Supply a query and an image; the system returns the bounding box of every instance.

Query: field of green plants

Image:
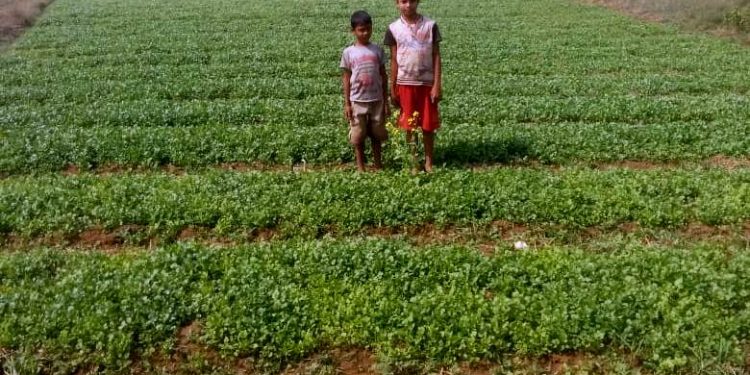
[2,0,750,373]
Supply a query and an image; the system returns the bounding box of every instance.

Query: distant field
[1,0,750,172]
[2,0,750,374]
[590,0,750,35]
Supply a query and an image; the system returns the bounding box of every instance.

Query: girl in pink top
[384,0,442,172]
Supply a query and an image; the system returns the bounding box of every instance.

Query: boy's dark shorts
[349,100,388,145]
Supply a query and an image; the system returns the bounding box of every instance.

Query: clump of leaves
[385,110,423,172]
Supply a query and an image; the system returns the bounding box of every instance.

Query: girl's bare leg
[423,131,435,172]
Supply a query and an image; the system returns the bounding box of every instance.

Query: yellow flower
[406,111,420,130]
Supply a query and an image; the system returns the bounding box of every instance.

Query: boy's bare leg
[372,140,383,170]
[423,131,435,172]
[354,143,366,172]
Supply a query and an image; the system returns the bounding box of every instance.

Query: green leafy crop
[1,241,749,373]
[1,168,749,236]
[1,0,750,173]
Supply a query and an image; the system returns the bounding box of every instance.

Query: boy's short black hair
[350,10,372,29]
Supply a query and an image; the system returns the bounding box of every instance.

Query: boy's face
[396,0,419,18]
[352,24,372,44]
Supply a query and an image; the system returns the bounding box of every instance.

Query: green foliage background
[2,241,750,372]
[2,0,750,373]
[1,0,750,172]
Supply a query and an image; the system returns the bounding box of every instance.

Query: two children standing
[340,0,441,172]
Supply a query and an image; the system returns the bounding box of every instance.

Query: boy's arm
[389,45,399,108]
[431,42,442,103]
[342,69,353,122]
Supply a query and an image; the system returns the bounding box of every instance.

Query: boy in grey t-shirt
[341,10,390,172]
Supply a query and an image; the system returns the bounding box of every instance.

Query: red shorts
[397,84,440,132]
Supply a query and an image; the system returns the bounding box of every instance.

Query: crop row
[3,72,749,103]
[3,94,749,131]
[1,168,749,236]
[6,40,748,78]
[17,0,747,69]
[6,45,747,85]
[2,120,749,174]
[2,240,749,373]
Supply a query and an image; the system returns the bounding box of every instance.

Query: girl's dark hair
[350,10,372,29]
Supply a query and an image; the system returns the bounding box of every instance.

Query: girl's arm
[380,64,391,117]
[389,45,399,108]
[431,42,442,103]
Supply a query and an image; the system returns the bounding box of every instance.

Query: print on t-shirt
[340,44,386,102]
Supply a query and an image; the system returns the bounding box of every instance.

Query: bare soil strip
[584,0,750,45]
[36,324,648,375]
[583,0,666,22]
[106,320,653,375]
[26,155,750,180]
[3,221,748,255]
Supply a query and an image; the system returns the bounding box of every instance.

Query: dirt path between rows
[584,0,750,45]
[5,155,745,180]
[3,221,749,255]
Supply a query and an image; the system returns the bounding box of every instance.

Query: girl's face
[396,0,419,18]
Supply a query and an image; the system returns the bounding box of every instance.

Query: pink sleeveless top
[384,15,442,86]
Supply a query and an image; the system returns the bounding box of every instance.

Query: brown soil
[4,156,750,181]
[177,225,211,241]
[596,160,673,171]
[280,348,376,375]
[63,163,80,176]
[708,155,750,170]
[500,351,647,375]
[248,227,279,241]
[457,362,495,375]
[12,345,655,375]
[0,0,52,45]
[424,157,750,173]
[583,0,750,46]
[333,348,378,375]
[617,222,640,233]
[681,222,732,239]
[483,289,495,301]
[53,162,355,178]
[584,0,666,22]
[492,220,532,239]
[130,320,253,375]
[77,227,122,248]
[368,221,531,243]
[3,220,749,255]
[476,243,497,257]
[546,353,589,374]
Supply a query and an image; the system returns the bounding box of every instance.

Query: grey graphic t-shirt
[340,43,386,102]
